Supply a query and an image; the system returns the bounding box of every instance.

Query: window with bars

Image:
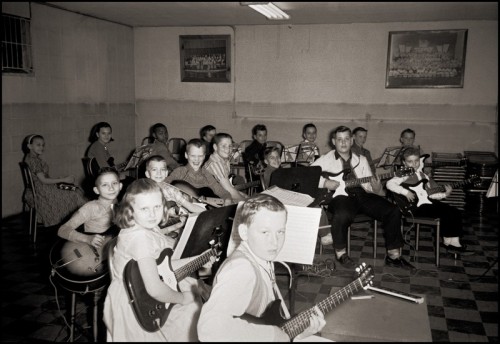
[2,13,33,74]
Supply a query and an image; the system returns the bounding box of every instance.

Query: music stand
[295,143,318,165]
[173,204,238,276]
[269,166,321,198]
[376,146,404,169]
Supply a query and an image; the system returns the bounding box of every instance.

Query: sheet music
[262,185,315,207]
[171,213,199,259]
[124,144,154,170]
[281,144,299,163]
[227,202,321,265]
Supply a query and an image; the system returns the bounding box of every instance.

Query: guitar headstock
[460,157,468,167]
[208,238,223,262]
[355,262,374,289]
[395,166,415,177]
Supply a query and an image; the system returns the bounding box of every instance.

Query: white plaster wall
[2,3,136,217]
[134,21,497,160]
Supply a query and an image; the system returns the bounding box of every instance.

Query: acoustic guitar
[123,239,221,332]
[169,180,225,208]
[50,234,116,293]
[321,166,415,199]
[393,174,481,215]
[241,263,374,340]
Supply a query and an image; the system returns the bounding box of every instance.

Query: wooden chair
[82,157,100,179]
[167,138,187,163]
[266,140,284,159]
[19,162,40,243]
[141,136,153,146]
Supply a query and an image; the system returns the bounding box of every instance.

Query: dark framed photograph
[179,35,231,83]
[385,29,468,88]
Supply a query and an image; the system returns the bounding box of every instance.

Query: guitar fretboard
[344,171,396,187]
[281,277,364,339]
[426,177,479,196]
[174,249,214,282]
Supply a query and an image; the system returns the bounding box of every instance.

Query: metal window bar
[2,14,33,74]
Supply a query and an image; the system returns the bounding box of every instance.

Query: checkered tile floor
[1,210,498,342]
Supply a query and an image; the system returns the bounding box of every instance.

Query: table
[320,289,432,342]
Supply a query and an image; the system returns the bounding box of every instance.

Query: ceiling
[45,2,498,27]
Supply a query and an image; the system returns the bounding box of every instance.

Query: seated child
[144,155,206,235]
[103,178,213,342]
[297,123,320,164]
[386,147,474,256]
[197,194,326,341]
[58,169,122,246]
[262,146,282,190]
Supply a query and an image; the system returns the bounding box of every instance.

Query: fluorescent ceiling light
[241,2,290,20]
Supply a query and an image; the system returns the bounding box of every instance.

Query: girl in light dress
[23,134,87,227]
[103,178,212,342]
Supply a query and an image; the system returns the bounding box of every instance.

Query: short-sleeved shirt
[203,153,230,182]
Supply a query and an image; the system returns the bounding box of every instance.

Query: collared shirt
[203,153,230,182]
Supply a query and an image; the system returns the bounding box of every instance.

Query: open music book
[226,202,322,265]
[123,144,154,171]
[261,185,315,207]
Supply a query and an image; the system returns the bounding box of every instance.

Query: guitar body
[322,169,350,199]
[123,248,178,332]
[50,237,114,293]
[171,180,224,207]
[392,179,431,215]
[123,240,222,332]
[239,299,285,327]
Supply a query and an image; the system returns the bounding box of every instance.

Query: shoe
[320,233,333,246]
[385,256,416,271]
[336,253,356,269]
[441,243,475,256]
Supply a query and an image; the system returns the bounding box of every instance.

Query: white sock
[443,237,461,247]
[387,248,400,260]
[335,248,346,259]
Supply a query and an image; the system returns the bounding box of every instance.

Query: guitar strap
[268,262,291,320]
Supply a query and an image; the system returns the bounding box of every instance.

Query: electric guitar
[169,180,225,208]
[123,240,221,332]
[241,263,374,340]
[393,174,481,214]
[321,166,415,199]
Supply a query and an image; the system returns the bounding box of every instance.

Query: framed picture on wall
[179,35,231,83]
[385,29,468,88]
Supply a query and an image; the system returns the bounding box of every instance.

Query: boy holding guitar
[386,147,474,256]
[197,194,326,342]
[165,138,233,205]
[203,133,249,203]
[312,126,413,270]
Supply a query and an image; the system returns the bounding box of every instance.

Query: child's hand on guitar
[443,184,453,197]
[324,179,340,191]
[294,306,326,341]
[405,192,416,202]
[89,234,106,248]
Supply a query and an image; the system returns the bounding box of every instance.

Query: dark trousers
[410,200,463,238]
[327,191,403,252]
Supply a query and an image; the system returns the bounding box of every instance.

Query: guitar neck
[281,278,364,339]
[234,180,261,191]
[427,177,477,196]
[174,250,214,282]
[345,171,395,188]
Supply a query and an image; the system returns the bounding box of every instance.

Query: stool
[401,216,440,267]
[319,214,378,259]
